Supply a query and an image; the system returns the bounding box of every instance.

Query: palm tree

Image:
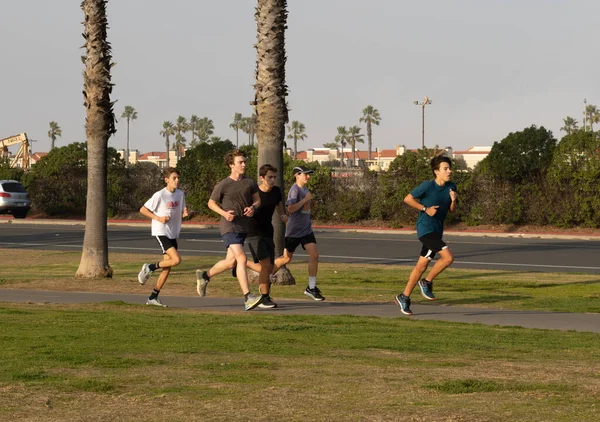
[229,112,243,147]
[196,117,215,143]
[189,114,199,145]
[254,0,289,275]
[120,105,137,167]
[76,0,116,279]
[241,114,258,146]
[560,116,579,135]
[347,125,364,166]
[287,120,307,159]
[335,126,348,167]
[47,121,62,150]
[586,104,600,132]
[359,105,381,160]
[174,115,188,158]
[160,121,175,168]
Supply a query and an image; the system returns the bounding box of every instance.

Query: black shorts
[285,232,317,254]
[155,236,178,254]
[419,232,447,260]
[247,236,275,264]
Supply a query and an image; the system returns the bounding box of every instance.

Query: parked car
[0,180,31,218]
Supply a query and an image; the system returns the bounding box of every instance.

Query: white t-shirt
[144,188,186,239]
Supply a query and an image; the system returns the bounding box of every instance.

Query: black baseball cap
[292,166,315,176]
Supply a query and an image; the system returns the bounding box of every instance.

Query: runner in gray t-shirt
[272,166,325,301]
[194,149,264,311]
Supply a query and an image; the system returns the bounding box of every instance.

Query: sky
[2,0,599,155]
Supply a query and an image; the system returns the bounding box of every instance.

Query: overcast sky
[2,0,599,154]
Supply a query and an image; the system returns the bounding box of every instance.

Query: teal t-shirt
[410,179,457,238]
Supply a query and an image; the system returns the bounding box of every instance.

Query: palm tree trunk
[235,129,239,147]
[340,144,344,167]
[76,0,115,278]
[125,118,130,168]
[165,135,170,168]
[255,0,293,285]
[352,144,356,167]
[367,121,372,161]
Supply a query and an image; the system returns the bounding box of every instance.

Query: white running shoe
[146,298,167,307]
[138,263,153,285]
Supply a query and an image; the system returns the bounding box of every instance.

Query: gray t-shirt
[210,176,259,235]
[285,183,313,238]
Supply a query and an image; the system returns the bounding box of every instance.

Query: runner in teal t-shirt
[394,156,458,315]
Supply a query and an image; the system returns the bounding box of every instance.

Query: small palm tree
[189,114,199,145]
[287,120,307,159]
[196,117,215,143]
[229,112,243,147]
[586,104,600,132]
[241,114,257,146]
[347,125,364,166]
[120,105,137,167]
[48,121,62,150]
[359,105,381,160]
[560,116,579,135]
[160,121,175,168]
[173,116,188,160]
[335,126,348,167]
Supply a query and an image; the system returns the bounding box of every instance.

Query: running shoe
[258,295,278,308]
[394,293,412,315]
[138,263,153,285]
[244,293,263,311]
[196,270,210,297]
[304,286,325,301]
[146,298,167,307]
[418,279,436,300]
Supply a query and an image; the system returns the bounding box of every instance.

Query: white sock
[308,276,317,289]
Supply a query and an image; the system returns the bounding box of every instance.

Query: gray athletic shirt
[285,183,313,238]
[210,175,259,235]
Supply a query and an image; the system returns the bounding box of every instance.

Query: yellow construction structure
[0,133,30,169]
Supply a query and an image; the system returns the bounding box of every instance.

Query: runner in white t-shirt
[137,167,188,307]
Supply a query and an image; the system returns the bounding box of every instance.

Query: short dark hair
[259,164,278,177]
[430,155,452,176]
[224,149,247,167]
[163,167,179,178]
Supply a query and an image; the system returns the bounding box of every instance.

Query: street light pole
[414,96,432,149]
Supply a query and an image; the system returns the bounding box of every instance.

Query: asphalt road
[2,221,600,273]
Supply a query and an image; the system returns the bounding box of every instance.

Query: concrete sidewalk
[2,288,599,334]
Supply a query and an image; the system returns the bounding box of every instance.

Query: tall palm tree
[241,114,258,146]
[196,117,215,143]
[160,121,175,168]
[76,0,116,279]
[48,121,62,150]
[335,126,348,167]
[287,120,306,159]
[359,105,381,160]
[174,115,188,159]
[229,112,243,147]
[254,0,289,271]
[347,125,364,166]
[189,114,199,145]
[120,105,137,167]
[586,104,600,132]
[560,116,579,135]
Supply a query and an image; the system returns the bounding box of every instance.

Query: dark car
[0,180,31,218]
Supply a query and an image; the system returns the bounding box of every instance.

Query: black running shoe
[418,279,435,300]
[304,286,325,301]
[258,295,278,308]
[395,293,413,315]
[231,265,237,278]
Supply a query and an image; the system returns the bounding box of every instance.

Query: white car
[0,180,31,218]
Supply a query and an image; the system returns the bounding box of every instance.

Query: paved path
[2,289,599,334]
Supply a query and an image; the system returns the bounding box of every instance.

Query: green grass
[1,302,599,421]
[1,248,599,314]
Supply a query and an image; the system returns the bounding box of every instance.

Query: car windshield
[1,182,27,193]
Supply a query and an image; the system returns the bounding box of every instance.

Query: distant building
[288,144,491,171]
